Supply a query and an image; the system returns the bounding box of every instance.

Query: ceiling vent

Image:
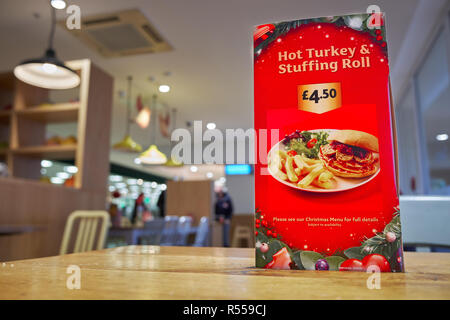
[59,9,172,57]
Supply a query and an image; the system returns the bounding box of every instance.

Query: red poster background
[254,22,399,255]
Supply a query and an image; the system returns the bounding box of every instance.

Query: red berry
[376,35,382,41]
[339,259,364,272]
[288,243,293,247]
[362,254,391,272]
[381,42,386,48]
[255,224,260,229]
[262,220,268,227]
[272,233,277,238]
[255,219,260,224]
[267,230,272,236]
[375,29,381,35]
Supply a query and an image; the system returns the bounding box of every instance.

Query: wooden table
[0,246,449,299]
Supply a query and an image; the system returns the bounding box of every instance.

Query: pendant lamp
[165,108,183,167]
[113,76,142,153]
[137,95,167,165]
[14,6,80,89]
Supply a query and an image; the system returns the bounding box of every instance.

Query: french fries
[298,165,325,188]
[269,149,335,189]
[285,156,298,183]
[318,171,333,183]
[312,178,334,189]
[301,153,321,165]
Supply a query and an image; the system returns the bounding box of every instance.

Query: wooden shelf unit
[0,60,114,261]
[0,59,114,190]
[15,102,79,123]
[11,144,77,159]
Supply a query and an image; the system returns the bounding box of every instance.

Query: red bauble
[260,243,269,253]
[339,259,364,272]
[362,254,391,272]
[264,247,291,270]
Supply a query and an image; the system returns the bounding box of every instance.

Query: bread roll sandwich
[319,130,379,178]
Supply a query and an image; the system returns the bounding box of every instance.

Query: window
[396,22,450,195]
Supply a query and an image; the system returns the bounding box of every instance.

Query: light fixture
[50,0,66,10]
[127,179,137,185]
[113,76,143,153]
[158,85,170,93]
[206,122,216,130]
[160,184,167,191]
[14,6,80,89]
[165,108,184,167]
[135,106,151,129]
[57,172,70,179]
[41,160,53,168]
[206,172,214,179]
[50,177,64,184]
[138,145,168,165]
[190,165,198,173]
[109,175,123,182]
[436,133,448,141]
[137,95,168,165]
[64,166,78,174]
[115,182,127,189]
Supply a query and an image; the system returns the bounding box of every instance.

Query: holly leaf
[325,256,346,271]
[300,251,323,270]
[255,239,285,268]
[291,251,305,270]
[344,246,365,260]
[256,232,269,244]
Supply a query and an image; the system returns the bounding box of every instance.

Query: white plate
[267,129,380,193]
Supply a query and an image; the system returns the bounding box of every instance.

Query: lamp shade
[112,135,142,153]
[14,49,80,89]
[137,145,167,165]
[165,156,183,167]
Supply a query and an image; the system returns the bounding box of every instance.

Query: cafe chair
[60,210,110,255]
[231,225,252,248]
[138,218,166,245]
[193,216,210,247]
[175,216,193,246]
[160,215,179,246]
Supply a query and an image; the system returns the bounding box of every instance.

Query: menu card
[253,13,404,272]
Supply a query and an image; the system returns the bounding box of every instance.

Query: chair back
[175,216,193,245]
[60,210,110,255]
[160,215,179,245]
[139,218,166,245]
[193,216,210,247]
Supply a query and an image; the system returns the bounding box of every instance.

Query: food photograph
[268,129,380,192]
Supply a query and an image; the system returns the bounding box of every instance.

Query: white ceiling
[0,0,436,179]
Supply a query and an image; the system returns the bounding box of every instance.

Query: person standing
[215,189,234,247]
